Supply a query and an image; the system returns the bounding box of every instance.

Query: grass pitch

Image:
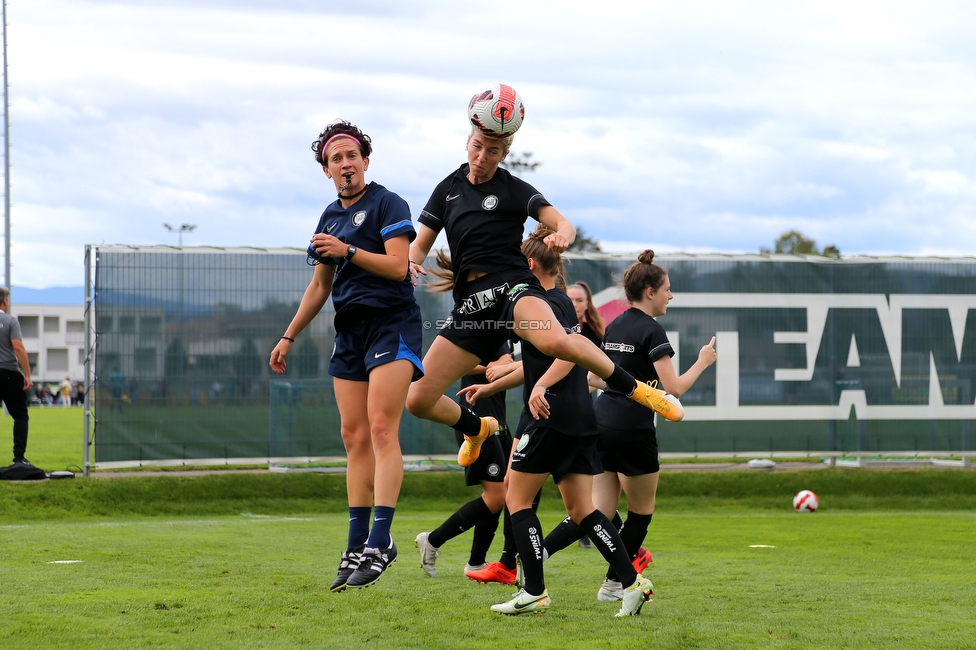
[2,470,976,649]
[3,410,976,648]
[8,406,84,471]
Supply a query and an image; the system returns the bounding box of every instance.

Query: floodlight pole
[3,0,10,289]
[163,223,197,248]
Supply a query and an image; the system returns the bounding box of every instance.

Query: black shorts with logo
[455,425,513,486]
[510,424,602,484]
[437,269,548,365]
[597,423,661,476]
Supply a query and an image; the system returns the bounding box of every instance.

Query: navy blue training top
[307,182,416,321]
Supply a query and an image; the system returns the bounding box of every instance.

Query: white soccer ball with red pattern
[793,490,819,512]
[467,84,525,138]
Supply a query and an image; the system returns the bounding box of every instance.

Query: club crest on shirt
[482,195,498,210]
[352,211,366,226]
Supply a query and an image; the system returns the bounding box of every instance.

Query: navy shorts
[455,425,513,486]
[329,303,425,382]
[597,423,660,476]
[438,269,549,365]
[510,424,602,484]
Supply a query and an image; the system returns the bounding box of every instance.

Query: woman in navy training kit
[405,94,681,480]
[270,120,423,591]
[459,226,654,617]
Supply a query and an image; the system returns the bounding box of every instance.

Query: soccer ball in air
[793,490,819,513]
[468,84,525,138]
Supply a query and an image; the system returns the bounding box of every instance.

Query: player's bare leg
[405,336,480,426]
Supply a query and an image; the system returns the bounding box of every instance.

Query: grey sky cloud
[7,0,976,288]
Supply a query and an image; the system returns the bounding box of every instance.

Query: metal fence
[86,246,976,469]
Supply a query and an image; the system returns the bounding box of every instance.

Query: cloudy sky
[10,0,976,288]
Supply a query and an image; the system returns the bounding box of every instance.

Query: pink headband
[322,134,363,157]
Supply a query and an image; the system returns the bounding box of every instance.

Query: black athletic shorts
[437,269,548,365]
[510,425,602,484]
[455,425,513,486]
[597,423,660,476]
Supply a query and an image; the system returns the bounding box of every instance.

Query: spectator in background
[566,281,606,548]
[59,376,72,407]
[566,282,605,348]
[0,287,32,465]
[108,369,123,411]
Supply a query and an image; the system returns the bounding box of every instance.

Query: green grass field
[8,406,85,471]
[2,507,973,649]
[3,410,976,648]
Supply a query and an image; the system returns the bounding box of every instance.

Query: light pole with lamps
[162,224,195,391]
[163,223,197,247]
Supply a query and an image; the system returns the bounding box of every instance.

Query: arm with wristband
[269,263,335,375]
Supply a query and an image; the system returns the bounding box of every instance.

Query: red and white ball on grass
[468,84,525,138]
[793,489,819,512]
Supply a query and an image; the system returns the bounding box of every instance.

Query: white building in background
[9,304,87,385]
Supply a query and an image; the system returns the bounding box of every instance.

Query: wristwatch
[345,245,358,260]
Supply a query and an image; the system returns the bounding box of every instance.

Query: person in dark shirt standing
[0,287,32,466]
[588,250,716,601]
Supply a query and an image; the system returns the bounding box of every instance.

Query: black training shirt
[419,164,551,298]
[519,288,597,438]
[595,307,675,430]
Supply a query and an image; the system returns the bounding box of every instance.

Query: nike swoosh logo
[446,194,460,201]
[514,598,541,610]
[326,222,338,233]
[374,351,391,358]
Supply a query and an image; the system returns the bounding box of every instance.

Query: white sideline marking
[749,545,776,548]
[240,512,313,521]
[88,515,316,528]
[48,560,84,564]
[5,517,321,535]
